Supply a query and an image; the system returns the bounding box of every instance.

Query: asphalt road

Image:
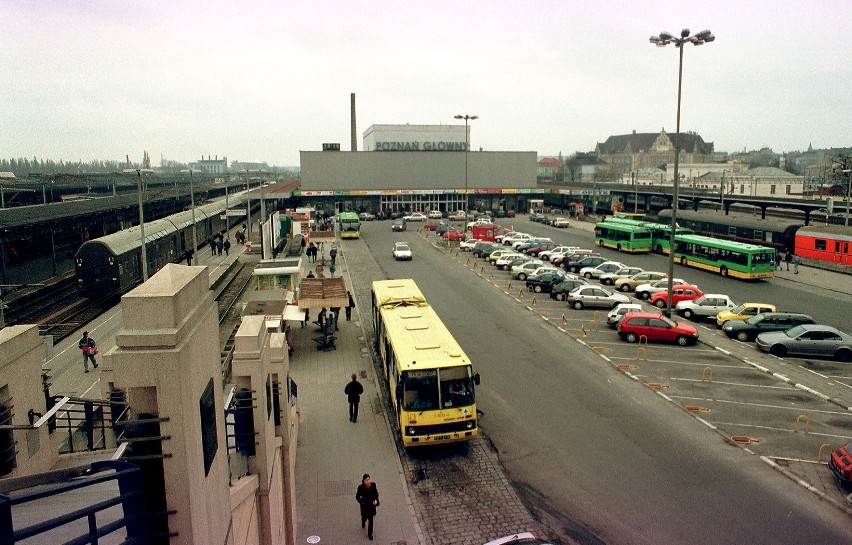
[360,218,852,545]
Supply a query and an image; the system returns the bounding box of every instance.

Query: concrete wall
[0,325,55,478]
[299,151,537,191]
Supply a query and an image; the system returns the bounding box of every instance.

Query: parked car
[482,531,554,545]
[552,250,598,267]
[526,265,562,279]
[722,312,816,342]
[650,285,704,309]
[442,229,466,241]
[523,242,557,255]
[675,294,735,320]
[472,242,500,258]
[435,224,451,236]
[634,278,686,301]
[448,210,467,221]
[428,210,443,218]
[715,303,777,327]
[391,218,407,232]
[553,218,570,228]
[502,233,534,246]
[424,219,447,231]
[550,278,590,301]
[756,324,852,361]
[506,210,516,218]
[404,212,427,222]
[565,256,609,273]
[529,213,546,222]
[487,248,514,264]
[566,285,630,310]
[525,272,567,293]
[512,236,547,250]
[511,260,545,280]
[829,442,852,487]
[607,303,643,328]
[494,231,516,243]
[358,211,376,221]
[599,266,644,286]
[614,271,668,293]
[495,253,527,270]
[618,312,700,346]
[392,242,412,260]
[460,238,480,251]
[579,261,626,280]
[539,246,581,261]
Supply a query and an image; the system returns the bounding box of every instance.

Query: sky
[2,0,850,168]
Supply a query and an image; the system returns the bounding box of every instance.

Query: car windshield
[661,315,678,327]
[784,325,807,338]
[402,367,475,411]
[396,245,410,252]
[745,314,766,325]
[730,304,746,314]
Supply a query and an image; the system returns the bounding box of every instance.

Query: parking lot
[417,219,852,512]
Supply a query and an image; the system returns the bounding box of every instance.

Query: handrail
[32,395,70,428]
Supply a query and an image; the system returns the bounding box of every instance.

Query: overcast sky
[3,0,850,167]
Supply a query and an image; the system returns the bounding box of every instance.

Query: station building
[297,124,541,216]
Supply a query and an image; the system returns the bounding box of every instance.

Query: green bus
[601,217,693,254]
[594,221,652,253]
[673,234,775,279]
[339,212,361,239]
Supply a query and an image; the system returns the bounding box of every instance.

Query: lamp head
[680,28,690,38]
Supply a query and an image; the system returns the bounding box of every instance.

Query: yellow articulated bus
[371,279,480,448]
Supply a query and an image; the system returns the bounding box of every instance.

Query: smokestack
[351,93,357,151]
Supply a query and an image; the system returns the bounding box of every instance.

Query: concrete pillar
[105,264,231,545]
[0,325,54,477]
[231,315,294,545]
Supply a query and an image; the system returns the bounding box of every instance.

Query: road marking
[668,395,850,416]
[710,421,852,440]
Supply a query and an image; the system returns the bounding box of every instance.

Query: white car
[392,242,412,260]
[404,212,427,222]
[495,252,527,270]
[357,212,376,221]
[511,260,545,280]
[502,233,533,246]
[598,266,644,286]
[566,285,631,310]
[676,294,735,320]
[513,237,552,250]
[635,278,686,301]
[526,265,562,279]
[553,218,570,228]
[607,303,643,328]
[460,238,480,251]
[428,210,443,218]
[579,261,626,280]
[539,246,581,261]
[449,210,467,221]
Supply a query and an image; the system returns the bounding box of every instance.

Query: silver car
[599,266,644,286]
[756,324,852,362]
[675,294,735,320]
[566,285,631,310]
[634,278,686,301]
[579,261,625,280]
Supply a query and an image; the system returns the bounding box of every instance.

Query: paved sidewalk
[291,244,423,545]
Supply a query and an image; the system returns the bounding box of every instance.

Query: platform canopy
[298,277,348,309]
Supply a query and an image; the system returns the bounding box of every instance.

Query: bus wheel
[720,266,729,277]
[680,257,687,266]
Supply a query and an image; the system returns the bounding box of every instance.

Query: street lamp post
[136,169,148,281]
[633,170,639,213]
[650,28,715,317]
[189,169,198,265]
[843,169,851,227]
[454,114,478,217]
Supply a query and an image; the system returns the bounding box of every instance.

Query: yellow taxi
[716,303,776,327]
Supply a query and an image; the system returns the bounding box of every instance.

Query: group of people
[209,233,232,257]
[776,250,802,274]
[305,242,320,262]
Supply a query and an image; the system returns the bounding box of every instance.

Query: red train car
[795,225,852,266]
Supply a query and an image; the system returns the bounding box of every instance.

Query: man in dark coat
[355,473,379,540]
[344,374,364,422]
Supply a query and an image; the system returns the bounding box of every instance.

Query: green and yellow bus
[339,212,361,239]
[371,279,480,448]
[594,220,652,252]
[673,234,775,279]
[600,217,692,254]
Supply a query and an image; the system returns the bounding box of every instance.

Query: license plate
[433,434,450,441]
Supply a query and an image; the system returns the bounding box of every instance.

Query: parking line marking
[710,421,852,440]
[669,378,793,389]
[714,346,732,356]
[668,395,850,416]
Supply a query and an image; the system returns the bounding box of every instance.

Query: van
[391,218,407,232]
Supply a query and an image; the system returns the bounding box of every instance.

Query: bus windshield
[403,367,474,411]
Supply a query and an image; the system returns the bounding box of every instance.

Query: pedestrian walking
[344,373,364,422]
[307,243,316,262]
[793,253,801,274]
[216,238,224,256]
[784,251,792,271]
[185,251,193,266]
[78,331,98,372]
[346,291,355,321]
[224,239,231,255]
[355,474,379,540]
[328,262,336,277]
[210,239,217,256]
[331,306,341,331]
[329,247,338,265]
[317,308,328,333]
[774,252,781,270]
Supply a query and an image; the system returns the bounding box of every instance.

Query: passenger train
[75,195,250,297]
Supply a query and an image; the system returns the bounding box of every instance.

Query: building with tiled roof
[595,129,715,175]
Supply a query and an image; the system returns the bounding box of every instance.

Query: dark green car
[722,312,815,342]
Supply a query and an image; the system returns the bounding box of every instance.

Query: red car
[442,229,466,241]
[649,285,703,309]
[830,442,852,487]
[617,311,699,346]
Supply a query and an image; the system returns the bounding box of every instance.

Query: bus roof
[339,211,360,220]
[596,220,649,232]
[676,233,774,252]
[372,279,470,371]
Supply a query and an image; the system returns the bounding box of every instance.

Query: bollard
[561,314,568,326]
[701,367,713,383]
[531,296,537,306]
[817,443,834,463]
[580,325,587,337]
[794,415,810,433]
[508,281,512,291]
[637,335,648,361]
[519,289,524,299]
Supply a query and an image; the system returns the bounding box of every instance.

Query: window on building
[770,185,776,195]
[786,185,792,195]
[740,184,745,194]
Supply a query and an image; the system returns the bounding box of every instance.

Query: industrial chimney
[351,93,357,151]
